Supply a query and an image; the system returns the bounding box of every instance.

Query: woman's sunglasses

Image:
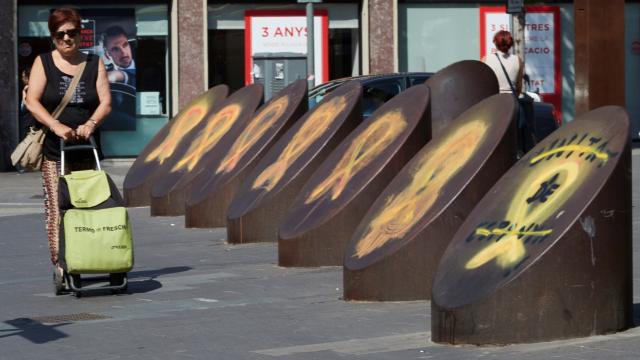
[54,29,80,40]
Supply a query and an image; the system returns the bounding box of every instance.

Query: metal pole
[306,2,315,89]
[513,11,526,92]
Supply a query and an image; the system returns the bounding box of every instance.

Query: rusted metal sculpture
[226,81,363,244]
[149,84,263,216]
[278,85,432,267]
[123,85,228,207]
[343,94,517,300]
[431,106,631,345]
[184,80,309,228]
[425,60,498,136]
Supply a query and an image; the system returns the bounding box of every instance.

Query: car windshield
[308,81,344,108]
[362,78,403,117]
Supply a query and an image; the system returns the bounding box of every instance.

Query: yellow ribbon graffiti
[465,160,586,270]
[251,96,348,192]
[474,227,553,237]
[305,110,408,204]
[171,104,242,173]
[353,120,488,258]
[216,96,289,175]
[145,106,207,164]
[530,144,610,165]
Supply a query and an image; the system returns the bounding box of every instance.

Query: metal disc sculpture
[149,84,263,216]
[184,80,309,228]
[425,60,498,136]
[343,94,517,300]
[226,81,363,244]
[278,84,432,267]
[431,106,631,345]
[123,85,229,207]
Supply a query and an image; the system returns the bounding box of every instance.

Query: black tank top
[40,52,102,161]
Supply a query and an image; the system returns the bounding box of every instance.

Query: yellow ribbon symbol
[171,104,242,173]
[216,96,289,175]
[465,159,587,270]
[145,106,207,164]
[354,120,487,258]
[305,110,408,204]
[252,96,348,192]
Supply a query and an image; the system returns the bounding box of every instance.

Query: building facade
[0,0,637,170]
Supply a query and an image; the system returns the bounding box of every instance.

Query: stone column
[0,0,18,171]
[177,0,207,110]
[574,0,625,116]
[368,0,395,74]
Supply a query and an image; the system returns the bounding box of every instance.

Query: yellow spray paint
[145,105,208,164]
[252,96,349,192]
[530,144,610,165]
[171,104,242,173]
[305,110,408,204]
[465,157,590,270]
[217,96,290,174]
[353,120,488,258]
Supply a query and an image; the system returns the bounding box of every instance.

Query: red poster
[479,6,562,116]
[244,10,329,86]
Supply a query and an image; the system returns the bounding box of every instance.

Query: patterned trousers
[41,157,93,266]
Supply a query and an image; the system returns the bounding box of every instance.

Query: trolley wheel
[52,269,65,295]
[109,273,124,286]
[110,273,128,294]
[74,290,83,298]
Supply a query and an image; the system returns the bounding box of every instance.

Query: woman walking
[25,7,111,278]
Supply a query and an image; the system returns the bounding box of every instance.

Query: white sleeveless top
[485,51,520,94]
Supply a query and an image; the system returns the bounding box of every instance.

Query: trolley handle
[60,136,101,176]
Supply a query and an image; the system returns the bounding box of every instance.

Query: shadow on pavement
[125,266,193,294]
[0,318,70,344]
[128,266,192,279]
[633,303,640,326]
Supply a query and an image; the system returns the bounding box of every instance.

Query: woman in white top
[483,30,524,95]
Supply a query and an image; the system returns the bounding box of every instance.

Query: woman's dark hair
[493,30,514,53]
[48,8,82,37]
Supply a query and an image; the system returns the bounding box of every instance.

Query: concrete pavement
[0,150,638,360]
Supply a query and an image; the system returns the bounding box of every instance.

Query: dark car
[309,72,558,151]
[308,72,433,119]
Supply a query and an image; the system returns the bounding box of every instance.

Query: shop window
[209,29,245,92]
[136,36,168,114]
[329,28,356,80]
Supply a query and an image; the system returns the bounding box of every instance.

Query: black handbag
[495,53,537,153]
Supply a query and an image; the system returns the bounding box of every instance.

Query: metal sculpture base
[185,175,243,228]
[185,80,309,229]
[278,159,404,267]
[122,85,229,207]
[150,186,188,217]
[278,85,432,267]
[124,179,155,207]
[226,82,363,244]
[227,166,317,243]
[148,84,264,217]
[343,134,515,300]
[432,153,631,344]
[430,106,631,344]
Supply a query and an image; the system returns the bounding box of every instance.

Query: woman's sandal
[52,265,66,295]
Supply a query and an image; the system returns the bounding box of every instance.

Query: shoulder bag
[11,60,87,171]
[495,53,537,153]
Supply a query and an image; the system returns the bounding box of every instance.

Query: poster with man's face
[80,9,136,131]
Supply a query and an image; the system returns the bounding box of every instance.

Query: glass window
[208,3,360,92]
[17,4,170,157]
[329,28,358,80]
[408,75,430,87]
[209,29,245,92]
[625,3,640,139]
[362,78,403,118]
